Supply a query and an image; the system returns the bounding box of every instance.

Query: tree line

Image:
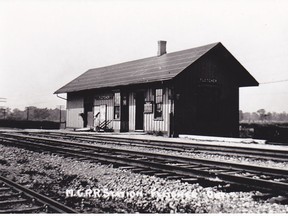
[0,106,66,122]
[240,109,288,122]
[1,106,287,123]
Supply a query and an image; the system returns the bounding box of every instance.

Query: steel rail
[5,133,288,177]
[33,131,288,162]
[1,133,288,195]
[0,175,77,213]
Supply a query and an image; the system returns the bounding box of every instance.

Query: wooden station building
[55,41,258,137]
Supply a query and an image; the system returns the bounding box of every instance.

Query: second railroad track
[0,131,288,198]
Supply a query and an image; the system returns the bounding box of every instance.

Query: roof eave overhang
[239,81,259,87]
[54,78,173,94]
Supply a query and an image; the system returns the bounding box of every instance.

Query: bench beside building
[54,41,258,137]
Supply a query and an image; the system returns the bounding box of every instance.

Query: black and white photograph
[0,0,288,213]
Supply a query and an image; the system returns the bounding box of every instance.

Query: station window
[114,92,120,119]
[154,88,163,119]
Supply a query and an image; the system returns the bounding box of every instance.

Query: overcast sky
[1,0,288,112]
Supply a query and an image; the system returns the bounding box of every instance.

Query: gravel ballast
[14,130,288,169]
[0,144,287,213]
[72,139,288,170]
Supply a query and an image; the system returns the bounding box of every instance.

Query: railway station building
[55,41,258,137]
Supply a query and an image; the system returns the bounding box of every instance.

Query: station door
[94,105,107,129]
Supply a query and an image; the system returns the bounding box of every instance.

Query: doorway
[135,92,144,130]
[84,96,94,128]
[94,104,107,130]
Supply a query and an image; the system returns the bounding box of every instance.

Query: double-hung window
[114,92,120,119]
[154,88,163,119]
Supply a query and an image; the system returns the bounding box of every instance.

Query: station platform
[1,128,288,152]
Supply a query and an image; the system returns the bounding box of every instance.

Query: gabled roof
[55,42,219,94]
[54,42,258,94]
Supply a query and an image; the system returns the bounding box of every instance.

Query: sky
[0,0,288,113]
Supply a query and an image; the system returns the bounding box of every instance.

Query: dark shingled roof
[55,42,258,94]
[55,43,219,94]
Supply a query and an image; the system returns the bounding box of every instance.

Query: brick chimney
[157,40,167,56]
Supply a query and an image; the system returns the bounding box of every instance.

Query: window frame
[114,92,121,120]
[154,88,163,120]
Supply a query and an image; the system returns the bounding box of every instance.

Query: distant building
[55,41,258,137]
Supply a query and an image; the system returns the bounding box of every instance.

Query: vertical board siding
[66,87,171,133]
[174,51,240,137]
[129,92,136,131]
[66,94,84,128]
[143,87,171,133]
[113,121,120,131]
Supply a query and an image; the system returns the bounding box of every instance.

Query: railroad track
[25,131,288,162]
[0,175,77,213]
[1,132,288,198]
